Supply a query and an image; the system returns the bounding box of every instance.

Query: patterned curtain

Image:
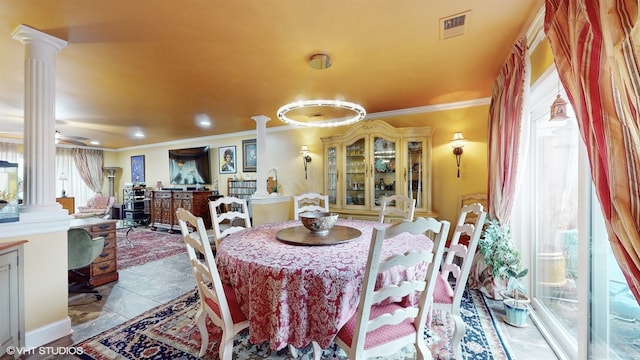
[73,148,104,194]
[471,38,529,299]
[487,37,530,225]
[544,0,640,302]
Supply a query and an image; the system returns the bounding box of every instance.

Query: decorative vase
[503,298,529,327]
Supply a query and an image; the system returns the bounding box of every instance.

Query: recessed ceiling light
[90,140,100,145]
[195,114,212,128]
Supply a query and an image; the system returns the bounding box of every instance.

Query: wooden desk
[69,218,118,286]
[56,197,75,214]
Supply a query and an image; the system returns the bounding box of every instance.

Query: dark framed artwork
[131,155,145,183]
[218,145,237,174]
[242,139,257,172]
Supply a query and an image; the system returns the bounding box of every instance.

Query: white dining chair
[433,202,486,360]
[333,216,450,359]
[209,196,252,249]
[377,194,416,223]
[293,192,329,220]
[175,208,249,359]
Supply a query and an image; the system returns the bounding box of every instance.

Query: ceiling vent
[440,11,470,40]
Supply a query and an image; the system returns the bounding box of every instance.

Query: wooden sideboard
[149,190,213,233]
[69,218,118,287]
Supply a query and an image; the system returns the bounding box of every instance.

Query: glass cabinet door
[325,145,338,207]
[344,138,366,207]
[372,136,397,207]
[406,140,424,209]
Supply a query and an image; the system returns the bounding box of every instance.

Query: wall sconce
[58,171,68,197]
[450,132,466,178]
[300,145,312,179]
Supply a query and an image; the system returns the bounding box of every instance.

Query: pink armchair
[74,194,116,218]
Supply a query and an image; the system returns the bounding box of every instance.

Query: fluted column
[12,25,67,208]
[251,115,270,198]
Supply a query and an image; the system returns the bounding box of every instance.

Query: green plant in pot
[477,220,521,295]
[478,219,531,326]
[503,267,530,327]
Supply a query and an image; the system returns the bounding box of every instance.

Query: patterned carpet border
[116,227,186,270]
[76,286,515,360]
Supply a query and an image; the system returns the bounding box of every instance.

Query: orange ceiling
[0,0,543,149]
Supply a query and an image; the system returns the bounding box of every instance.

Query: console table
[149,190,212,233]
[69,218,118,286]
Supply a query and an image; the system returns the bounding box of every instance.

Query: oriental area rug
[77,288,514,360]
[116,227,186,270]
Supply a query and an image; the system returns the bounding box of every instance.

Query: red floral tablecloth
[216,219,433,350]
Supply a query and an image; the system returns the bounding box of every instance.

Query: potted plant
[476,219,522,298]
[503,267,530,327]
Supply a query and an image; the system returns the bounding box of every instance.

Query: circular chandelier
[277,54,366,128]
[277,99,366,128]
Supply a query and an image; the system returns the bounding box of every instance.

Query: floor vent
[440,11,470,40]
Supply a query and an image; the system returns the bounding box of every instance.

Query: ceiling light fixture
[277,54,366,128]
[550,77,569,121]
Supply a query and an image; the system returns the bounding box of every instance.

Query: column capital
[12,24,67,52]
[251,115,271,124]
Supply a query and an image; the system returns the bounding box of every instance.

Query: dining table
[215,218,435,351]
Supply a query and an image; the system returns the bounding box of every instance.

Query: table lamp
[58,172,68,197]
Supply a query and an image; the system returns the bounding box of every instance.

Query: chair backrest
[377,194,416,223]
[345,217,450,358]
[209,196,252,248]
[457,193,487,225]
[440,202,487,308]
[293,192,329,220]
[67,228,105,270]
[176,208,234,328]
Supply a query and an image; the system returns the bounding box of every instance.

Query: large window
[523,70,640,359]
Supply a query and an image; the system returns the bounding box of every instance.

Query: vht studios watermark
[5,346,84,356]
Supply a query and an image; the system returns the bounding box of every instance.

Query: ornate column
[12,25,67,209]
[250,115,290,224]
[251,115,270,198]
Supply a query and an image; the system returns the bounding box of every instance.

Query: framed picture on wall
[242,139,257,172]
[131,155,145,183]
[219,145,237,174]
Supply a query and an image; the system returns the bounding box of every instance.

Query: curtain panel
[471,38,529,299]
[487,37,530,225]
[73,148,104,194]
[544,0,640,302]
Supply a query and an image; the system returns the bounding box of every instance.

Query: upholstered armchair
[74,194,115,218]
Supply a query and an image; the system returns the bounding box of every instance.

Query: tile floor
[13,252,559,360]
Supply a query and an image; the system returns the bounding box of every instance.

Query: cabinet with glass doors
[321,120,436,220]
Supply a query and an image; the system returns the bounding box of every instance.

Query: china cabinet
[321,120,436,220]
